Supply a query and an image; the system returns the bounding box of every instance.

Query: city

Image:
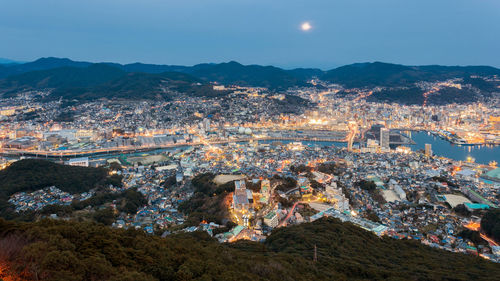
[0,81,499,258]
[0,0,499,280]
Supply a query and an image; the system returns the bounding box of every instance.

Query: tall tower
[202,118,211,132]
[380,128,390,150]
[425,143,432,156]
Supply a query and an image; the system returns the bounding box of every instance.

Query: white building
[263,211,279,228]
[43,129,77,142]
[393,184,407,201]
[67,157,89,167]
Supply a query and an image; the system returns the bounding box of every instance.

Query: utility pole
[313,244,317,262]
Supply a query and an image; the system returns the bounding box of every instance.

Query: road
[480,233,499,247]
[278,201,303,227]
[0,136,349,158]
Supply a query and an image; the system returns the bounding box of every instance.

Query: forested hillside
[1,58,499,105]
[0,159,125,221]
[0,217,498,281]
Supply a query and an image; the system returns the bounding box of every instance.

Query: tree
[481,209,500,242]
[275,177,297,192]
[365,210,381,223]
[310,180,323,191]
[162,175,177,188]
[105,174,123,188]
[92,208,116,225]
[356,180,377,191]
[453,204,471,217]
[1,218,500,281]
[82,256,115,281]
[108,162,122,171]
[317,162,342,175]
[290,164,311,174]
[39,250,84,280]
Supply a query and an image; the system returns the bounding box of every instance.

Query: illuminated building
[263,211,279,228]
[425,143,432,156]
[259,179,271,204]
[67,157,89,167]
[232,180,253,211]
[380,128,390,150]
[298,177,311,194]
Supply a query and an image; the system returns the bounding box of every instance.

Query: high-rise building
[202,118,211,131]
[380,128,390,150]
[263,211,279,228]
[425,143,432,156]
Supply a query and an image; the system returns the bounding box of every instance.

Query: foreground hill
[0,159,123,221]
[0,159,114,196]
[0,217,498,281]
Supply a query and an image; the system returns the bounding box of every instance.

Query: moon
[301,22,312,31]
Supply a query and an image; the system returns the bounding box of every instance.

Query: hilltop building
[263,211,279,228]
[260,179,271,204]
[233,180,253,211]
[298,177,311,194]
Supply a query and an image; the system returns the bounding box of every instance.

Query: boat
[452,138,469,145]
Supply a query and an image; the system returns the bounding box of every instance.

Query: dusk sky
[1,0,499,69]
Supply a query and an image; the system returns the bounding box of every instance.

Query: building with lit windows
[232,180,253,211]
[67,157,89,167]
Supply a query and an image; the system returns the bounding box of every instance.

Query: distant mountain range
[0,58,23,65]
[322,62,500,87]
[0,57,499,104]
[0,60,223,101]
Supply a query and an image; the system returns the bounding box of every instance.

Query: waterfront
[87,140,347,164]
[71,132,500,166]
[261,134,499,165]
[404,131,499,165]
[260,135,499,165]
[4,131,498,167]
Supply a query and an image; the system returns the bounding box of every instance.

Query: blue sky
[1,0,499,69]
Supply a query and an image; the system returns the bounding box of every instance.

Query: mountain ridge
[0,57,499,104]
